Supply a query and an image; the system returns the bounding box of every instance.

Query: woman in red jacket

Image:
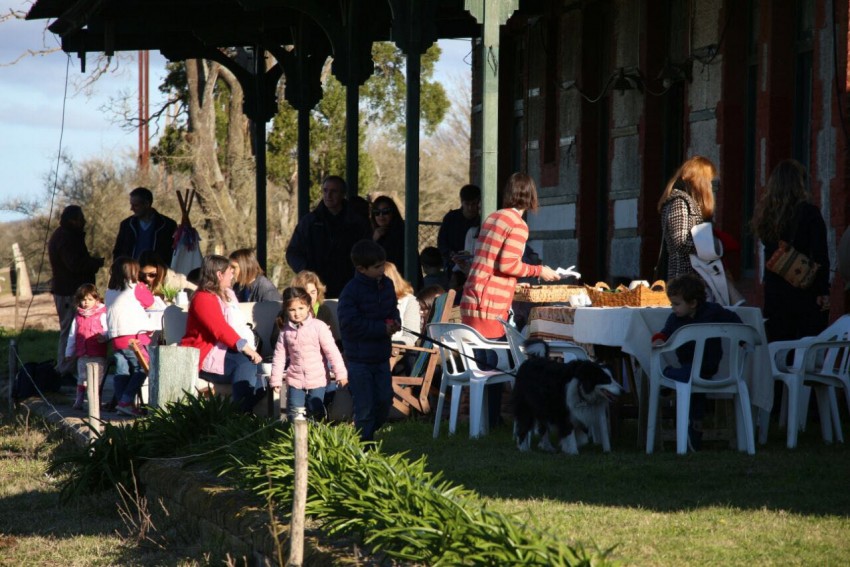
[180,255,264,412]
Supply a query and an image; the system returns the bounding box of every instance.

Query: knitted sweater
[460,208,542,338]
[269,317,347,390]
[660,189,704,281]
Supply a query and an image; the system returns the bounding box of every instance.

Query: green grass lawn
[2,326,849,565]
[377,417,850,566]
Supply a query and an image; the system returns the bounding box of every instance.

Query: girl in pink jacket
[270,287,348,420]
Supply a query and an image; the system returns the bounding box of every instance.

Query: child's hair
[277,286,313,327]
[291,270,326,304]
[666,273,707,304]
[419,246,443,271]
[416,284,445,303]
[416,284,445,322]
[229,248,264,286]
[108,257,140,290]
[74,283,102,305]
[350,239,386,268]
[383,261,414,299]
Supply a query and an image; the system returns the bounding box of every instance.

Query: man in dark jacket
[112,187,177,262]
[285,176,371,298]
[48,206,105,375]
[437,184,481,272]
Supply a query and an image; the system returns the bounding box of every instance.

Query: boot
[73,385,86,410]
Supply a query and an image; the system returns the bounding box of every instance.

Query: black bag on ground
[13,360,62,400]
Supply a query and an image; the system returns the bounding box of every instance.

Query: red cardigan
[179,290,243,369]
[460,208,541,338]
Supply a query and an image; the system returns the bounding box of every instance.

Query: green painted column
[393,0,437,282]
[466,0,518,219]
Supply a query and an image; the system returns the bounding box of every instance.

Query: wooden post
[288,408,308,566]
[7,339,16,414]
[86,362,102,438]
[11,243,32,301]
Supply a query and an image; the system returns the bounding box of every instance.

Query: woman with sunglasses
[138,251,197,301]
[370,195,406,270]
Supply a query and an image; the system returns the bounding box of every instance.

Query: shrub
[50,395,610,565]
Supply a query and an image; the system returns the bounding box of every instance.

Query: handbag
[765,240,820,289]
[653,228,669,282]
[689,222,731,305]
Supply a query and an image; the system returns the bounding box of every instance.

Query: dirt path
[0,293,60,332]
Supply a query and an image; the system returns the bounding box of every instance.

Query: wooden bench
[156,300,341,416]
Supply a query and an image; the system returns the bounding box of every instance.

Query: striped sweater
[460,208,542,338]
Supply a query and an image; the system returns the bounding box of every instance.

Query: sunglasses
[372,208,392,217]
[140,271,157,279]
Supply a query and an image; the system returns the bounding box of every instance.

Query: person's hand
[539,266,560,282]
[386,319,401,336]
[273,386,280,393]
[242,345,262,364]
[336,376,349,388]
[373,227,387,240]
[817,295,831,312]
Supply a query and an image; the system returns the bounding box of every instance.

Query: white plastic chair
[498,318,588,364]
[161,305,189,345]
[429,323,516,439]
[759,315,850,447]
[763,338,849,448]
[646,323,762,455]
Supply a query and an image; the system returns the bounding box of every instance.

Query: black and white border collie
[513,339,622,454]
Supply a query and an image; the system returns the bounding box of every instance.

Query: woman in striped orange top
[460,173,560,339]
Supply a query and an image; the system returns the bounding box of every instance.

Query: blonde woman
[383,262,420,346]
[656,156,716,281]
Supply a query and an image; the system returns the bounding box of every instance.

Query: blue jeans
[347,361,392,442]
[114,347,147,405]
[199,350,263,413]
[287,386,327,421]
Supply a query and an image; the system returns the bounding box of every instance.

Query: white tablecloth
[536,306,773,412]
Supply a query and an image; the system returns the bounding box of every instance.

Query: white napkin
[555,265,582,280]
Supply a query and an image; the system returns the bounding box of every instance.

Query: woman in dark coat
[370,195,406,269]
[229,248,282,303]
[752,159,830,341]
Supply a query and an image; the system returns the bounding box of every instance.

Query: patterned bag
[765,240,820,289]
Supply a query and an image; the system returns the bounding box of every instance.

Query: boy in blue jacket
[338,240,401,442]
[651,273,742,449]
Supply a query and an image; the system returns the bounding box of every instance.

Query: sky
[0,2,472,223]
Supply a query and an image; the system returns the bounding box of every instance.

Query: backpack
[12,360,62,400]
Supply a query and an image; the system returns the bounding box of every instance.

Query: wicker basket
[514,284,586,303]
[585,280,670,307]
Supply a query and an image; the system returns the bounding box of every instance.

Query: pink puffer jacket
[269,317,347,390]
